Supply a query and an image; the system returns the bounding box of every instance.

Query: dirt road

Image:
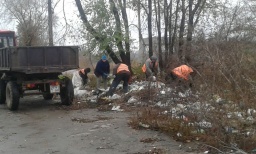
[0,95,197,154]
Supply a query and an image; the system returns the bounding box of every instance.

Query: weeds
[69,41,256,153]
[131,62,146,81]
[129,41,256,153]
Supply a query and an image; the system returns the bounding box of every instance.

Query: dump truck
[0,30,79,110]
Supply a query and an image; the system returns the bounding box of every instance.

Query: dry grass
[128,41,256,153]
[64,42,255,153]
[87,73,97,88]
[193,42,256,108]
[131,62,146,81]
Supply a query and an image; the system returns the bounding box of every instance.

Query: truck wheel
[0,80,6,104]
[43,93,54,100]
[60,79,74,105]
[6,81,20,111]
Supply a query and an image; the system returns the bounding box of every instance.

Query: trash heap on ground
[73,78,256,135]
[65,67,256,153]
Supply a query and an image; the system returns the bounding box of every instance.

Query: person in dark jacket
[94,55,110,89]
[106,63,131,96]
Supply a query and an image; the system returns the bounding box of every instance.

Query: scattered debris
[67,77,256,153]
[111,105,124,111]
[139,122,150,129]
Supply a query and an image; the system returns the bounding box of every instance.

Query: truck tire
[43,93,54,100]
[6,81,20,111]
[60,79,74,105]
[0,80,6,104]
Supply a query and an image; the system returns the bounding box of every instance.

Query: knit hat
[150,55,157,61]
[101,55,107,60]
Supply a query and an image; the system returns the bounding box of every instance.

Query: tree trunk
[75,0,121,64]
[110,0,126,61]
[168,0,173,54]
[48,0,53,46]
[164,0,169,64]
[178,0,186,62]
[187,0,194,43]
[118,0,132,72]
[148,0,153,57]
[138,0,144,62]
[170,0,180,54]
[154,0,163,69]
[186,0,206,62]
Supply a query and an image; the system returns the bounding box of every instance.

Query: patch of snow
[111,106,123,111]
[156,101,163,107]
[127,96,137,104]
[139,122,150,128]
[74,87,91,99]
[196,120,212,128]
[138,86,144,90]
[178,92,186,98]
[177,104,185,109]
[160,91,166,95]
[247,109,256,116]
[109,94,121,100]
[177,132,182,137]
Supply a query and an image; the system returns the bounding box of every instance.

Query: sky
[0,0,242,49]
[54,0,139,50]
[0,0,139,47]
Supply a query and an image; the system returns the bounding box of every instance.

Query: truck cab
[0,30,16,48]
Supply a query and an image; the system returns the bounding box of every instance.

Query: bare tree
[118,0,132,68]
[186,0,206,61]
[164,0,170,63]
[75,0,132,70]
[48,0,53,46]
[178,0,186,62]
[154,0,163,69]
[2,0,50,46]
[148,0,153,57]
[169,0,180,55]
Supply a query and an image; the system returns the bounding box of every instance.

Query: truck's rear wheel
[0,80,6,104]
[60,79,74,105]
[6,81,20,111]
[43,93,54,100]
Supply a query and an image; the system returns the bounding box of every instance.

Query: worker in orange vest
[72,68,91,89]
[106,63,131,96]
[142,55,160,79]
[166,64,194,87]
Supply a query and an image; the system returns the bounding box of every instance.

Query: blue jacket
[94,60,110,77]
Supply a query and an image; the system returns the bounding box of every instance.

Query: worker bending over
[106,63,131,96]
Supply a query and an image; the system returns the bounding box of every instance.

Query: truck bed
[0,46,79,74]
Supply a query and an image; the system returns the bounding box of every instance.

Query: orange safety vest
[117,63,129,73]
[172,65,193,80]
[141,60,158,73]
[142,64,146,73]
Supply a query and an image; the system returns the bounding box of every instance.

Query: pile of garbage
[68,71,256,152]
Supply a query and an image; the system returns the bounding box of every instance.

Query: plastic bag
[72,71,83,88]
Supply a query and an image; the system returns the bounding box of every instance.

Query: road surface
[0,95,197,154]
